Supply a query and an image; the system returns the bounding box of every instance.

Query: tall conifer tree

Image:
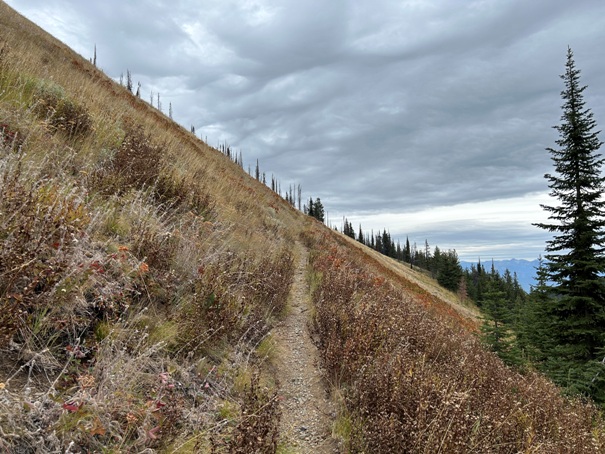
[534,48,605,394]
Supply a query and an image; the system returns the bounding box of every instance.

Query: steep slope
[304,225,605,453]
[0,2,303,452]
[0,2,604,453]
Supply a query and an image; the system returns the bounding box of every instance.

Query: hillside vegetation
[0,2,604,453]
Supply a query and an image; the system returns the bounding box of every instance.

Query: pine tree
[436,249,463,293]
[534,48,605,396]
[404,237,411,263]
[313,198,325,222]
[343,219,355,238]
[519,257,553,363]
[481,280,523,368]
[457,275,468,303]
[357,224,364,245]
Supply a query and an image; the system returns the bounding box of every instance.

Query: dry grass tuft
[31,79,93,139]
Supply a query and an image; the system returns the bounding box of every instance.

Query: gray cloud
[6,0,605,259]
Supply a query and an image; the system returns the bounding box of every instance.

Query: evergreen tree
[481,280,523,368]
[343,219,355,238]
[307,198,314,217]
[357,224,364,245]
[126,69,133,93]
[374,231,383,253]
[519,256,554,364]
[436,249,463,293]
[382,230,392,257]
[431,245,442,278]
[404,237,411,263]
[534,48,605,396]
[457,275,468,303]
[312,198,325,223]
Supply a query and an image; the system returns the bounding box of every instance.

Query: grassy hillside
[1,2,604,453]
[0,2,301,451]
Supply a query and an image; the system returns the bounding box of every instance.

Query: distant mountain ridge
[460,259,540,292]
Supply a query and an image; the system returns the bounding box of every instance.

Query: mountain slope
[0,2,604,453]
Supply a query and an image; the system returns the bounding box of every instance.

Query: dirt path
[274,244,339,453]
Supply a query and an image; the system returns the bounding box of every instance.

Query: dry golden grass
[0,2,303,451]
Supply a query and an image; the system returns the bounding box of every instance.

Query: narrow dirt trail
[274,243,339,453]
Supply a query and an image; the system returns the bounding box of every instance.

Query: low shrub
[113,123,163,190]
[309,230,605,453]
[154,170,215,218]
[225,372,281,453]
[0,151,89,347]
[177,247,294,354]
[31,80,92,138]
[0,122,23,149]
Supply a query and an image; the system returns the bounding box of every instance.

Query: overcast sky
[6,0,605,260]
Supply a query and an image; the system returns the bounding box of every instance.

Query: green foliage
[532,48,605,402]
[307,197,325,222]
[480,281,524,368]
[343,217,355,238]
[435,249,463,292]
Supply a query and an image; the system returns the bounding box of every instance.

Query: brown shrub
[0,151,89,347]
[309,231,605,453]
[177,247,294,354]
[32,81,92,138]
[0,40,8,68]
[153,170,215,219]
[210,372,280,453]
[112,123,163,191]
[0,122,24,149]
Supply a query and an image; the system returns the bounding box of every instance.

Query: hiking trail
[274,244,339,453]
